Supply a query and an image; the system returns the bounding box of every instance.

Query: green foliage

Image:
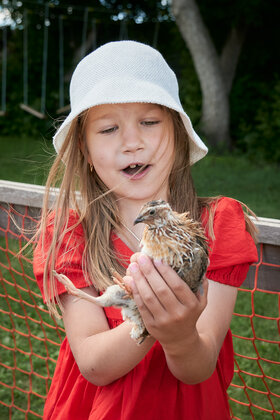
[1,0,280,162]
[232,78,280,163]
[0,0,172,138]
[228,0,280,164]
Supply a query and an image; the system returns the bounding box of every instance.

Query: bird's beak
[134,216,144,225]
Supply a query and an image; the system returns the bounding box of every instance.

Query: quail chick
[53,270,147,343]
[135,200,209,294]
[54,200,208,344]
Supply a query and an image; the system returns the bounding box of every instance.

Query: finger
[129,259,168,314]
[123,275,135,294]
[127,252,142,275]
[153,259,193,304]
[130,252,142,264]
[123,272,155,322]
[127,254,141,274]
[132,255,180,310]
[153,259,208,311]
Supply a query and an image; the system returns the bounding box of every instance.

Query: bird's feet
[53,271,81,297]
[111,270,133,299]
[53,270,98,305]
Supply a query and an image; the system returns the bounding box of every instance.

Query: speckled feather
[54,200,209,344]
[138,201,209,293]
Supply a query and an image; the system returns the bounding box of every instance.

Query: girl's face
[85,103,174,203]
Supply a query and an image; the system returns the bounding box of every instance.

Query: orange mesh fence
[0,204,65,419]
[229,242,280,419]
[0,203,279,419]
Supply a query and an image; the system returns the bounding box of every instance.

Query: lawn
[0,135,279,418]
[0,235,279,419]
[192,154,280,219]
[0,135,279,219]
[0,136,54,186]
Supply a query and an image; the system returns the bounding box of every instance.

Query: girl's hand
[125,253,208,348]
[125,252,238,384]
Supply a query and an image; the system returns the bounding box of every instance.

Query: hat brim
[53,77,208,165]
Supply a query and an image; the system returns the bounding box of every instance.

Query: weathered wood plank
[252,217,280,246]
[1,180,279,245]
[0,180,57,208]
[243,244,280,292]
[0,180,280,292]
[0,203,41,240]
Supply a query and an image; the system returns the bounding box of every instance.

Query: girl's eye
[142,120,160,126]
[100,126,118,134]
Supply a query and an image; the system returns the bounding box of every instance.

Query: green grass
[192,154,280,219]
[0,136,54,186]
[0,235,279,419]
[0,136,279,219]
[228,287,280,419]
[1,136,279,418]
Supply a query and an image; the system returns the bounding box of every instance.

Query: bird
[134,200,209,293]
[54,200,209,344]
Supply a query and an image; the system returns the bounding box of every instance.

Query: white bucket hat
[53,40,208,165]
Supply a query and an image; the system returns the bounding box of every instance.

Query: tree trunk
[220,24,247,95]
[172,0,246,148]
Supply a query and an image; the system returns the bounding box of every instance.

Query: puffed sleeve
[205,197,258,287]
[33,210,89,303]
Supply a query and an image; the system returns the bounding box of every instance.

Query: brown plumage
[135,200,209,294]
[54,200,209,344]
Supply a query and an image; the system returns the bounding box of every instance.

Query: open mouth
[122,163,149,176]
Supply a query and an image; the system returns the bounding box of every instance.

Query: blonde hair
[37,106,257,317]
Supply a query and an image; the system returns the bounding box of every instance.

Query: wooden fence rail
[1,179,279,291]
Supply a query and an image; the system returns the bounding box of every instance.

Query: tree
[172,0,246,148]
[2,0,280,162]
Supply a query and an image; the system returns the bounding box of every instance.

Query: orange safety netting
[0,203,279,419]
[0,203,65,419]
[229,242,280,420]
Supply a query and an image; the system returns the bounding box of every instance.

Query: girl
[33,40,258,419]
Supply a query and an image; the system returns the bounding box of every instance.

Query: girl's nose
[121,125,144,153]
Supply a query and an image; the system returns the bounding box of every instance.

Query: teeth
[129,164,137,168]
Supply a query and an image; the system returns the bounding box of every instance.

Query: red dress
[33,197,258,420]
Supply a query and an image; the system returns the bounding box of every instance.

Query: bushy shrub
[232,77,280,164]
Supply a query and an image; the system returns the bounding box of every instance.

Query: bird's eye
[149,209,156,215]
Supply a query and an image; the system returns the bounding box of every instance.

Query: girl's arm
[126,254,237,385]
[61,286,155,386]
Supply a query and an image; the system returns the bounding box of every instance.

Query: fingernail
[154,258,168,266]
[129,263,139,273]
[138,254,148,266]
[123,276,134,289]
